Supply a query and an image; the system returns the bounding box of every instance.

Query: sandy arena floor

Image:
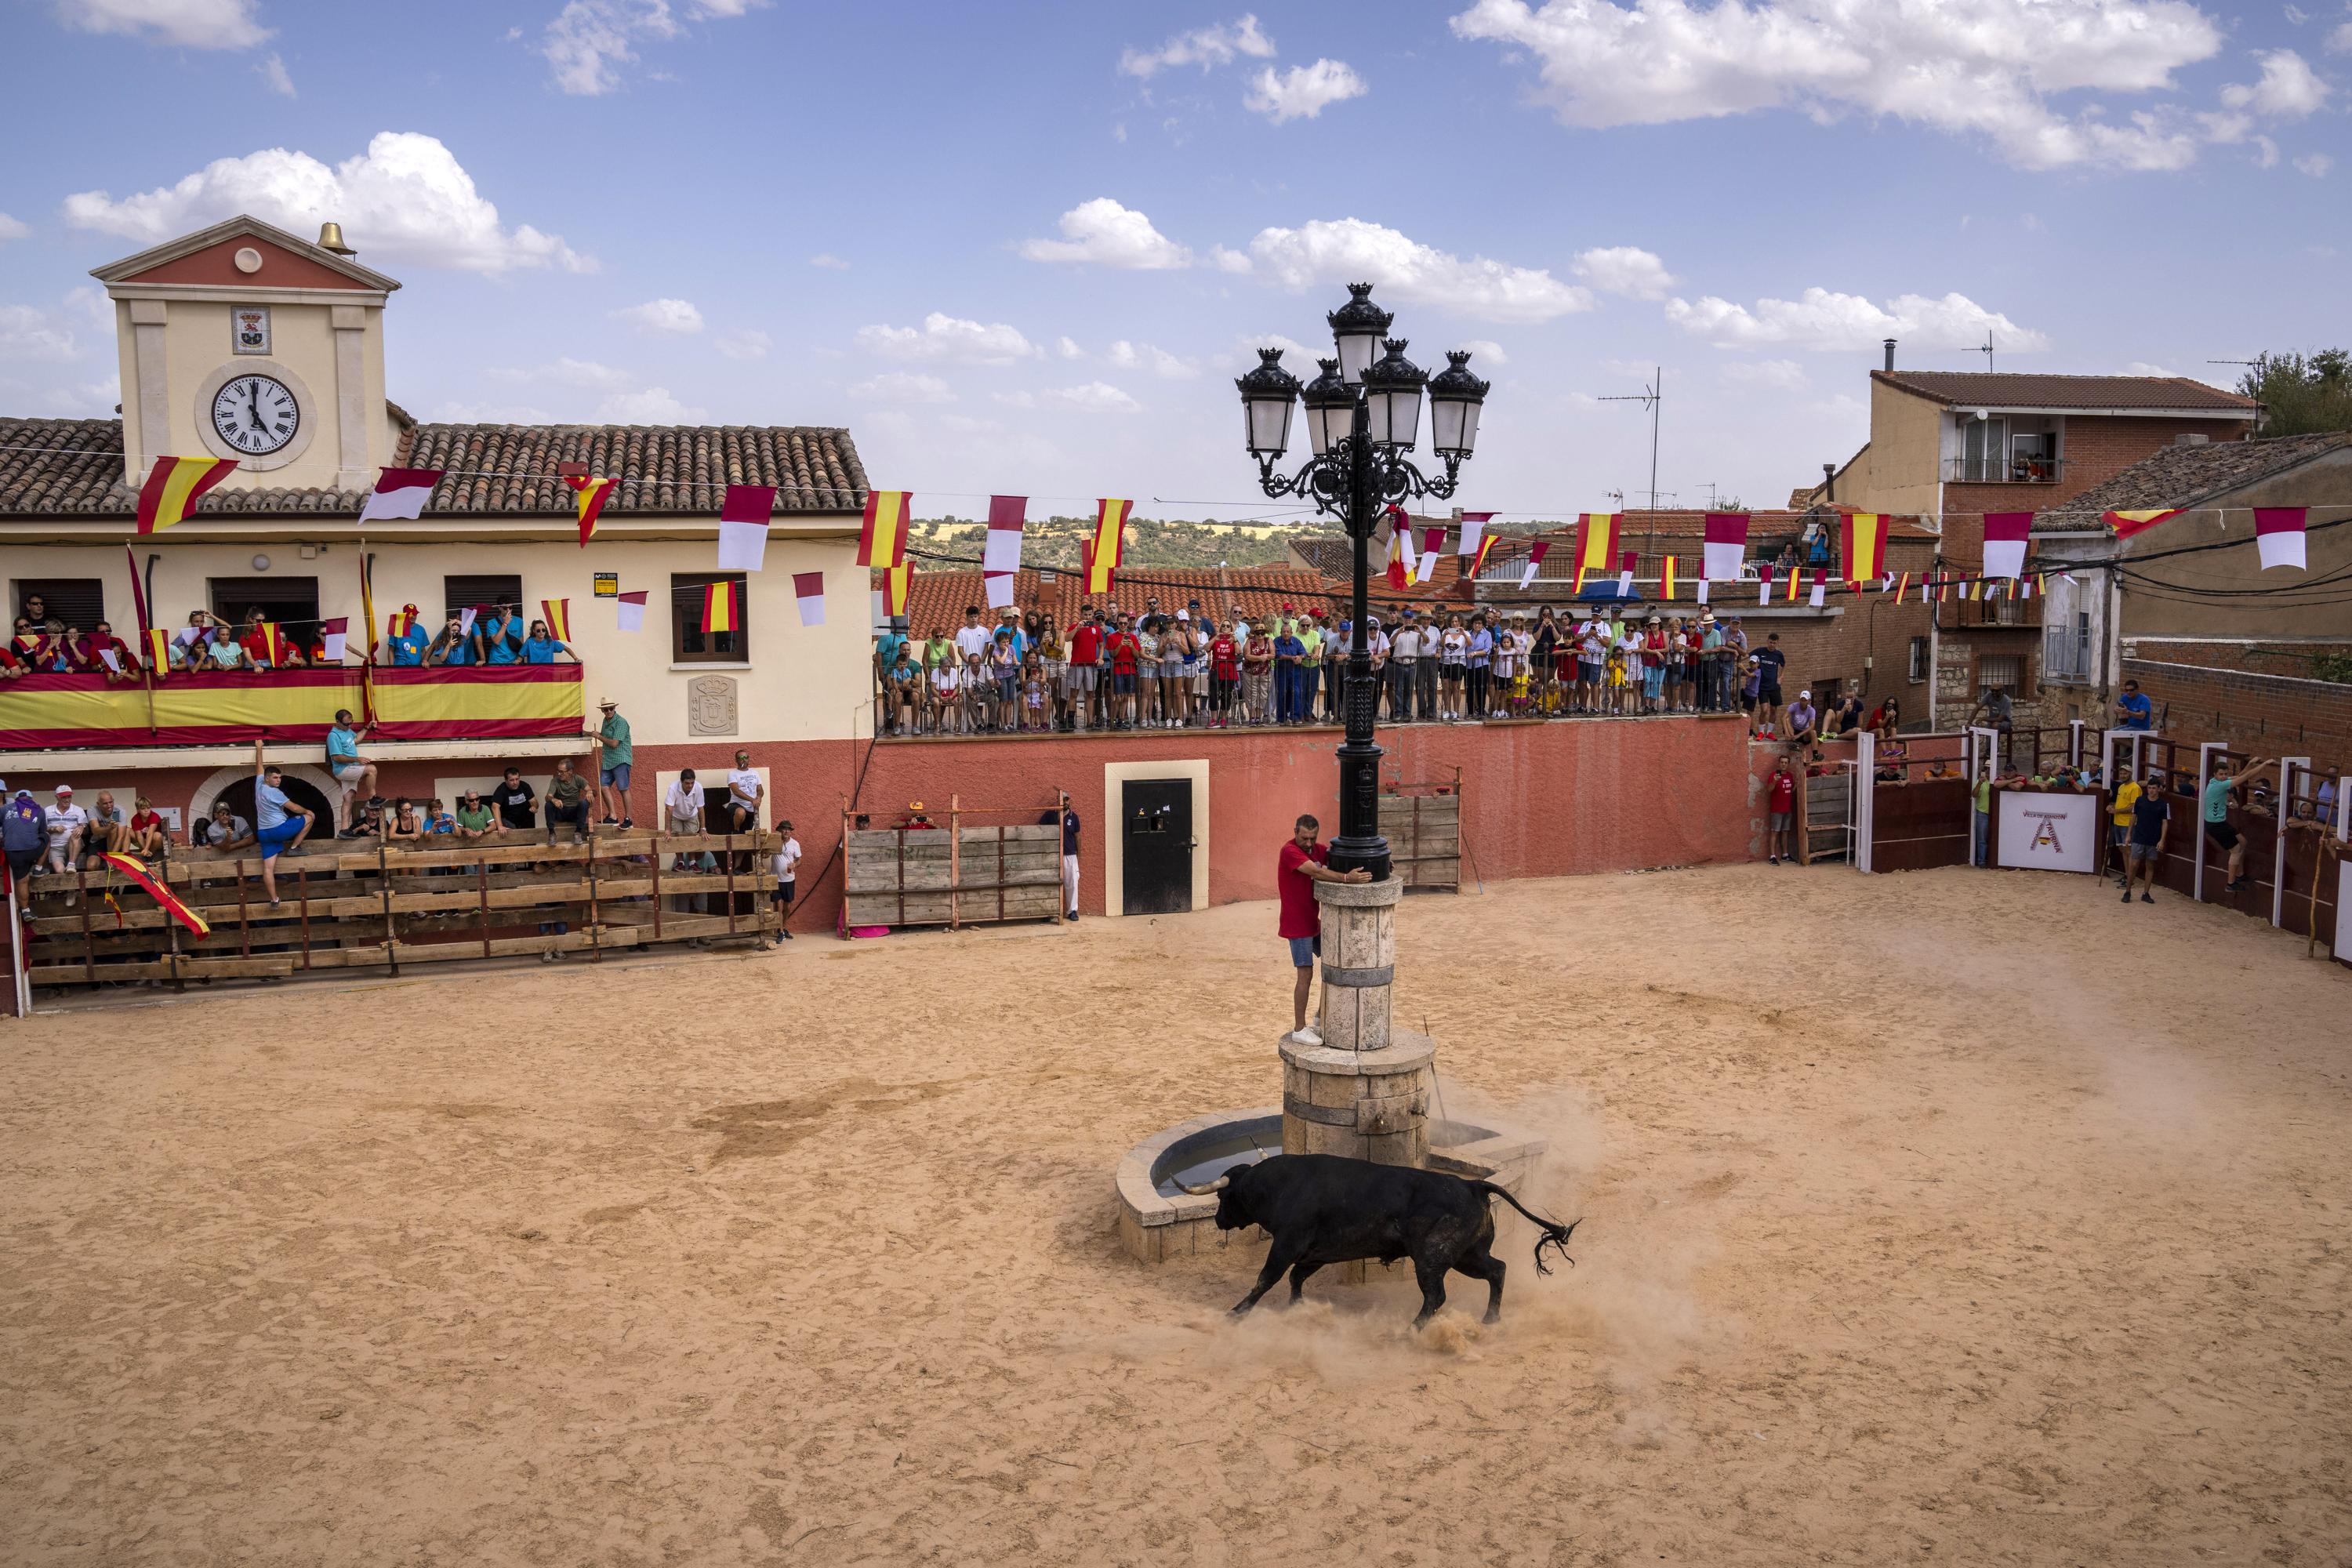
[3,862,2349,1566]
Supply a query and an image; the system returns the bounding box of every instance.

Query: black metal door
[1121,779,1193,915]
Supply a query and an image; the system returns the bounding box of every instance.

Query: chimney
[1883,338,1896,372]
[317,221,356,257]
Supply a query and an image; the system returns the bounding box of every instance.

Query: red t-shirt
[1277,840,1328,938]
[1210,636,1239,679]
[1769,773,1795,812]
[1109,632,1140,673]
[1069,623,1102,664]
[131,810,163,834]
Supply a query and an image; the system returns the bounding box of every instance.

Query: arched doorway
[188,763,342,832]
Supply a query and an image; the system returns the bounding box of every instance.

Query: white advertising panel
[1996,790,2100,873]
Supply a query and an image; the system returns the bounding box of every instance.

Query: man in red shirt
[1767,755,1797,865]
[1208,626,1240,727]
[1106,614,1142,730]
[1279,813,1372,1045]
[1065,611,1103,731]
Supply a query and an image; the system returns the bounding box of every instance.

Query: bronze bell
[316,221,356,256]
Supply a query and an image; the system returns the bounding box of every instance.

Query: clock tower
[93,213,405,494]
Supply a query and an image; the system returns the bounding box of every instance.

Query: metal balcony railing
[1944,454,2067,484]
[2043,625,2094,684]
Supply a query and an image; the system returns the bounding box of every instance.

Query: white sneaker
[1290,1025,1323,1047]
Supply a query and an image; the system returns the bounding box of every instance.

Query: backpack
[2,800,44,854]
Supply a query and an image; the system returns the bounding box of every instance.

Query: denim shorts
[1286,934,1321,967]
[600,762,632,790]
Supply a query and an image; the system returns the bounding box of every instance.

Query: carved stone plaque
[687,674,739,736]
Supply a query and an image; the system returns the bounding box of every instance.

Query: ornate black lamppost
[1236,282,1490,882]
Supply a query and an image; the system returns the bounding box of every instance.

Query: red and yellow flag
[1573,511,1621,574]
[96,853,211,938]
[135,456,236,534]
[1661,554,1677,601]
[259,621,286,666]
[882,561,914,618]
[1839,512,1889,585]
[145,627,172,676]
[564,475,618,546]
[541,597,571,642]
[1087,498,1131,596]
[858,489,913,567]
[701,579,738,635]
[1467,533,1497,580]
[2105,507,2182,539]
[1786,561,1801,600]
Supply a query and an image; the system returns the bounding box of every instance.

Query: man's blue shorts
[256,817,303,855]
[600,762,632,790]
[1287,935,1320,968]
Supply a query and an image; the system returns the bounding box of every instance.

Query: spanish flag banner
[146,627,172,676]
[96,853,211,938]
[1786,561,1802,601]
[1573,511,1621,575]
[541,598,572,643]
[1467,533,1497,581]
[2105,508,2182,540]
[1839,512,1889,585]
[564,475,618,546]
[259,621,286,667]
[882,561,914,618]
[1892,571,1911,602]
[136,456,237,534]
[858,489,913,568]
[1660,554,1676,601]
[1087,498,1131,595]
[701,579,739,636]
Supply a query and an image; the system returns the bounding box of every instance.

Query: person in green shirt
[545,757,591,845]
[1972,770,1994,867]
[452,789,497,839]
[596,699,633,827]
[2201,755,2276,893]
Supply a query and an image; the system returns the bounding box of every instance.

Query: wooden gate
[1380,774,1462,891]
[843,794,1065,930]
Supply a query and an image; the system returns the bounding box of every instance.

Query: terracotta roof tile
[1871,370,2257,412]
[0,417,866,517]
[2033,430,2352,532]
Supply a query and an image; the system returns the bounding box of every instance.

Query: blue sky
[2,0,2347,524]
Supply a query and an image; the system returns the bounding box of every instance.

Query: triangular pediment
[92,214,401,292]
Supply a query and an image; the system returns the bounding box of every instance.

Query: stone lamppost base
[1279,1029,1435,1166]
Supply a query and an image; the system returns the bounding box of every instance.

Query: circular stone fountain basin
[1115,1109,1550,1264]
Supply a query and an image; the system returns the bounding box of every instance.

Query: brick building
[1810,356,2260,731]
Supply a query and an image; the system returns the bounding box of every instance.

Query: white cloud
[612,296,704,335]
[1245,59,1368,123]
[1119,14,1276,78]
[1019,198,1192,270]
[1207,244,1254,274]
[41,376,122,417]
[61,131,593,276]
[2295,151,2335,176]
[2284,2,2308,20]
[1457,338,1508,365]
[255,52,294,96]
[1572,245,1675,299]
[2252,134,2281,168]
[1055,336,1084,359]
[2328,20,2352,54]
[58,0,270,49]
[1105,340,1200,378]
[540,0,677,95]
[598,386,706,423]
[2220,49,2331,117]
[1719,358,1809,390]
[716,328,770,360]
[63,287,110,329]
[1000,382,1143,413]
[808,252,850,270]
[0,213,29,244]
[1238,332,1319,364]
[2123,361,2177,376]
[850,372,956,405]
[1450,0,2227,170]
[0,303,82,362]
[854,312,1040,364]
[1666,288,2050,352]
[492,357,632,389]
[432,399,556,423]
[1244,216,1593,323]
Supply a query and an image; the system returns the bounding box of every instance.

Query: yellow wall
[5,530,871,746]
[1847,380,1944,516]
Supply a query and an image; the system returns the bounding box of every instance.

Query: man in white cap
[1786,688,1820,746]
[44,785,89,893]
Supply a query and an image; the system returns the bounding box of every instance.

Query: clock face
[210,374,299,456]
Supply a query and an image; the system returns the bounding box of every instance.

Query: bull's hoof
[1482,1311,1501,1326]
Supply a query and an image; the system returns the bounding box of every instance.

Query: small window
[1907,636,1929,684]
[445,574,524,626]
[12,577,105,633]
[671,572,749,663]
[209,575,319,631]
[1978,652,2026,695]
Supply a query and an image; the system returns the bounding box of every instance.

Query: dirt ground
[4,862,2349,1566]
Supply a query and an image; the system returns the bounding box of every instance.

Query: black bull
[1179,1153,1581,1327]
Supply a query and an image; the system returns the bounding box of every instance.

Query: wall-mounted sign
[233,307,271,355]
[593,572,620,598]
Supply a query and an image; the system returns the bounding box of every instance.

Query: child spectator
[424,798,456,835]
[929,653,961,734]
[1022,655,1047,732]
[126,797,166,858]
[770,818,800,942]
[1767,756,1797,864]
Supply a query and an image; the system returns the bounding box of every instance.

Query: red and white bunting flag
[1701,512,1749,581]
[984,572,1015,610]
[1982,510,2032,579]
[1383,506,1417,590]
[983,495,1027,575]
[1758,573,1773,607]
[2254,506,2308,571]
[1517,539,1550,590]
[793,571,827,626]
[1457,512,1494,557]
[1809,566,1828,608]
[615,590,649,633]
[318,616,350,663]
[1617,549,1636,597]
[357,466,445,525]
[718,484,776,572]
[1417,526,1445,583]
[1694,577,1710,605]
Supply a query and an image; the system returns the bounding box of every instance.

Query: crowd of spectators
[4,594,575,677]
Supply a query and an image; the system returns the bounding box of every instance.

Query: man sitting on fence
[192,798,252,852]
[544,758,590,845]
[493,768,537,834]
[43,786,87,892]
[452,789,496,840]
[1784,690,1820,746]
[250,740,314,908]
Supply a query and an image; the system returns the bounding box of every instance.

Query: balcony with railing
[1943,453,2067,485]
[2043,620,2095,684]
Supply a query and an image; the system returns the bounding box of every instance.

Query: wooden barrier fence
[843,793,1066,931]
[13,829,780,994]
[1379,772,1463,891]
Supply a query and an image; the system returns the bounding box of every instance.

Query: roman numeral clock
[210,373,300,456]
[190,349,319,474]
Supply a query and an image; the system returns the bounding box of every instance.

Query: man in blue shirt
[2114,679,2153,731]
[388,607,430,666]
[520,619,570,664]
[250,739,314,906]
[479,607,523,665]
[325,708,379,835]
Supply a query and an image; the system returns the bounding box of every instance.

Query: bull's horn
[1174,1174,1230,1196]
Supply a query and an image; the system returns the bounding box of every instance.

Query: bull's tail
[1468,1181,1581,1277]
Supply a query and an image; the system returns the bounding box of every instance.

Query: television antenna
[1597,366,1664,556]
[1978,331,1995,372]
